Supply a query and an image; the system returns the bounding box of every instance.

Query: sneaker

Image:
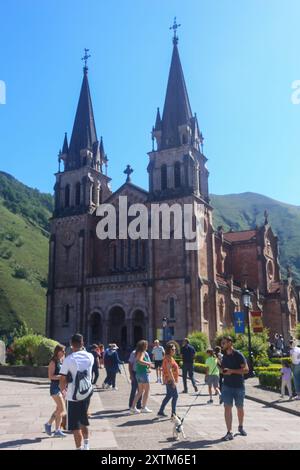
[112,387,118,391]
[238,426,247,436]
[141,407,152,413]
[219,396,223,405]
[44,423,52,436]
[207,399,213,404]
[289,396,293,401]
[181,390,188,394]
[194,386,198,392]
[53,429,67,438]
[129,407,141,414]
[222,431,234,441]
[83,440,90,450]
[157,411,168,417]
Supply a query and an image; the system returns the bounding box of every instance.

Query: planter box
[0,365,48,378]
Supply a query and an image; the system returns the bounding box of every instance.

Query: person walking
[44,344,67,438]
[290,339,300,400]
[205,348,221,404]
[59,334,94,450]
[130,340,152,414]
[280,360,293,400]
[157,342,179,417]
[152,340,165,383]
[220,336,249,441]
[128,347,142,410]
[180,338,198,393]
[102,343,123,390]
[215,345,223,403]
[90,344,100,386]
[98,344,105,369]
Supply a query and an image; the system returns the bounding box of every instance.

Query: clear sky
[0,0,300,205]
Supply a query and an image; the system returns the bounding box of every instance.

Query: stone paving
[0,368,300,450]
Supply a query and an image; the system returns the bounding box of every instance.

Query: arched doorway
[132,310,146,346]
[89,312,103,344]
[108,306,126,349]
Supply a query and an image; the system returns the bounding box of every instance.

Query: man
[180,338,198,393]
[290,339,300,400]
[59,333,94,450]
[220,336,249,441]
[128,347,142,410]
[151,340,165,383]
[90,344,100,386]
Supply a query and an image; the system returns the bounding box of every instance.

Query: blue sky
[0,0,300,205]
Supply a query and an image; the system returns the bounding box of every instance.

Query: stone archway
[89,312,103,345]
[132,310,146,346]
[108,306,126,349]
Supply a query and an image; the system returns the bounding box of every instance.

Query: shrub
[195,351,208,363]
[194,362,207,374]
[255,365,282,374]
[253,353,271,367]
[13,265,29,280]
[270,357,292,365]
[187,331,209,352]
[12,334,58,366]
[35,338,58,366]
[215,327,269,359]
[258,371,281,391]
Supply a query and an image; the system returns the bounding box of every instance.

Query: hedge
[187,331,209,352]
[258,372,281,391]
[12,335,58,366]
[270,357,292,365]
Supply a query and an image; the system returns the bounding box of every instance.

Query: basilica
[46,33,299,349]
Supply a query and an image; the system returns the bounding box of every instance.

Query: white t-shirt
[152,345,165,361]
[290,347,300,365]
[60,350,94,401]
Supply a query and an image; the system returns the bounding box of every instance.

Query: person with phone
[220,336,249,441]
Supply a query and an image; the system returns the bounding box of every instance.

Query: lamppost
[242,287,254,377]
[162,316,168,346]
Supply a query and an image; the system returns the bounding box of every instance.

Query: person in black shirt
[220,336,249,441]
[180,338,198,393]
[90,344,100,386]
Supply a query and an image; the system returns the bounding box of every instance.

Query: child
[205,349,221,404]
[281,360,293,400]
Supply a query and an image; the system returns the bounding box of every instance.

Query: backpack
[72,369,93,401]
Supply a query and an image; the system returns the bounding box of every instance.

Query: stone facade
[46,40,299,349]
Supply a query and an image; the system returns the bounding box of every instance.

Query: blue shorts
[222,385,245,408]
[136,373,150,384]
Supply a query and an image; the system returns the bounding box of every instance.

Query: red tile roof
[223,230,257,243]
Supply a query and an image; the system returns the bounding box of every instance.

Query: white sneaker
[130,407,141,414]
[141,407,152,413]
[112,387,118,391]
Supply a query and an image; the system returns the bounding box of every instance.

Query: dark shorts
[50,382,61,396]
[67,394,92,431]
[154,360,163,369]
[222,385,245,408]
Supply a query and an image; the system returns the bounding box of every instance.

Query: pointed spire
[67,58,97,169]
[62,132,69,154]
[154,107,162,131]
[160,38,193,149]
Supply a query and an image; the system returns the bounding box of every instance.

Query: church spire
[67,50,98,170]
[156,23,193,150]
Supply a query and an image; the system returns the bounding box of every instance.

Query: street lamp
[162,317,168,345]
[242,287,254,377]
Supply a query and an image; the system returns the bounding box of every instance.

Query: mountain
[211,192,300,283]
[0,171,299,337]
[0,172,53,337]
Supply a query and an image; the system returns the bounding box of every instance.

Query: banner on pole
[250,311,263,333]
[234,311,245,334]
[156,329,163,341]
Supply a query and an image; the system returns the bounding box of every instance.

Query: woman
[98,344,105,369]
[130,340,152,414]
[157,342,179,417]
[44,344,67,437]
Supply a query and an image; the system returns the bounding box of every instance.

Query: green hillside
[211,192,300,282]
[0,170,299,338]
[0,172,53,337]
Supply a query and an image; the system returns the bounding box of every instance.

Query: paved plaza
[0,369,300,450]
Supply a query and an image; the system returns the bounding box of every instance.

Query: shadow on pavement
[117,419,156,427]
[163,437,225,449]
[0,437,48,449]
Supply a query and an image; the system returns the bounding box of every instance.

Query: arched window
[63,305,70,326]
[169,297,176,320]
[174,162,181,188]
[75,182,81,206]
[161,164,167,190]
[65,185,70,208]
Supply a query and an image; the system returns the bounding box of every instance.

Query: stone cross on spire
[169,17,181,45]
[124,164,134,183]
[81,48,91,73]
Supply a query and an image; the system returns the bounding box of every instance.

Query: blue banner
[234,311,245,334]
